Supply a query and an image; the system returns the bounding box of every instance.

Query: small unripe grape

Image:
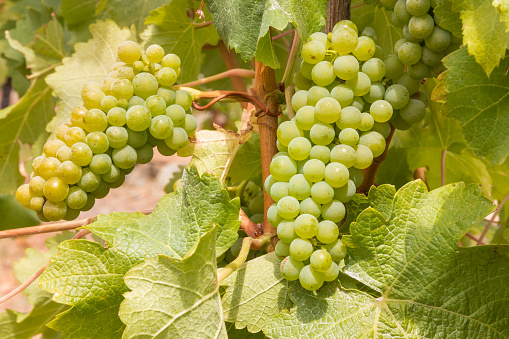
[43,177,69,202]
[164,127,188,150]
[132,73,158,99]
[29,176,46,196]
[111,78,134,100]
[82,88,105,110]
[126,128,148,148]
[117,41,142,64]
[161,53,181,70]
[70,142,93,166]
[126,105,151,131]
[299,265,324,291]
[83,109,108,132]
[16,184,32,206]
[86,132,110,154]
[112,145,137,169]
[58,161,82,185]
[38,157,61,180]
[156,67,177,86]
[43,200,67,221]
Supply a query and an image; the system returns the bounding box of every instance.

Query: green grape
[117,41,142,64]
[295,106,317,130]
[315,97,342,124]
[294,72,313,90]
[128,96,146,108]
[101,164,121,183]
[338,128,359,146]
[421,46,444,67]
[101,77,115,95]
[106,107,126,126]
[268,203,283,227]
[312,61,335,86]
[145,95,167,116]
[397,72,421,95]
[264,175,276,195]
[325,239,347,262]
[373,44,384,59]
[29,176,45,196]
[156,142,177,156]
[38,157,61,179]
[358,112,375,132]
[299,265,324,291]
[289,238,313,261]
[311,181,334,204]
[250,214,264,223]
[361,26,377,40]
[77,168,101,192]
[398,42,422,65]
[112,145,137,169]
[296,159,306,174]
[359,131,386,157]
[89,154,112,174]
[288,174,312,200]
[280,256,304,281]
[32,155,46,176]
[126,127,149,147]
[150,115,174,139]
[165,104,186,126]
[158,87,176,106]
[65,186,87,209]
[83,109,108,132]
[384,84,410,109]
[106,126,129,148]
[183,114,197,135]
[395,0,413,22]
[391,110,413,130]
[70,142,93,166]
[164,127,188,150]
[363,82,386,104]
[89,179,110,199]
[111,78,134,100]
[324,162,349,188]
[126,105,151,131]
[403,24,422,43]
[381,0,398,9]
[332,20,358,34]
[58,160,82,185]
[136,144,154,164]
[277,140,288,152]
[310,123,335,146]
[394,38,407,54]
[384,54,405,81]
[334,179,356,203]
[307,87,330,107]
[145,44,164,63]
[277,196,300,219]
[300,197,321,218]
[351,96,365,112]
[277,121,303,146]
[117,98,129,110]
[65,126,87,146]
[406,0,430,16]
[345,72,371,97]
[301,40,326,64]
[43,200,67,221]
[42,177,69,202]
[330,85,354,107]
[370,100,394,122]
[362,58,386,82]
[294,214,319,238]
[175,90,193,111]
[29,196,44,211]
[302,159,325,182]
[390,10,406,27]
[82,88,105,110]
[408,14,434,39]
[317,220,340,244]
[323,261,340,281]
[310,249,332,272]
[55,124,70,142]
[85,132,109,154]
[291,90,308,112]
[322,199,346,223]
[332,55,359,80]
[300,61,314,80]
[413,90,430,106]
[249,193,264,215]
[408,61,431,79]
[275,240,291,257]
[309,32,330,48]
[353,36,376,61]
[336,106,361,129]
[425,26,451,52]
[101,95,118,112]
[118,66,134,81]
[288,137,312,161]
[309,145,330,163]
[132,72,158,99]
[54,145,70,163]
[270,181,289,202]
[15,184,31,206]
[161,53,181,70]
[353,144,374,169]
[81,82,101,98]
[331,26,358,55]
[43,139,66,158]
[400,98,427,123]
[349,167,364,187]
[330,144,356,167]
[63,207,80,220]
[79,194,95,211]
[277,219,298,243]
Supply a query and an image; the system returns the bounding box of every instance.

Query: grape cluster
[240,181,265,224]
[15,41,197,221]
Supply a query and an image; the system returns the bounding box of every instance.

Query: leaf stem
[464,232,485,245]
[192,20,213,28]
[217,237,253,283]
[177,69,255,88]
[441,149,446,186]
[285,86,296,118]
[239,209,263,238]
[189,89,269,113]
[271,29,295,41]
[477,192,509,245]
[281,30,300,87]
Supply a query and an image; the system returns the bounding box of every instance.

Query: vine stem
[477,192,509,245]
[187,89,269,113]
[271,29,295,41]
[464,232,485,245]
[192,20,213,28]
[217,237,253,283]
[177,69,255,88]
[281,30,300,88]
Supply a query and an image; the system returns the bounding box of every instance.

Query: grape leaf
[119,227,227,338]
[96,0,168,33]
[226,323,268,339]
[0,195,39,230]
[39,167,239,338]
[140,0,220,83]
[264,181,509,338]
[493,0,509,32]
[227,132,262,184]
[45,19,131,131]
[442,47,509,165]
[433,0,462,37]
[375,147,414,189]
[221,253,291,333]
[60,0,98,25]
[206,0,326,64]
[0,76,54,195]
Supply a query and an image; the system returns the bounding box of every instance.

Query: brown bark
[326,0,351,33]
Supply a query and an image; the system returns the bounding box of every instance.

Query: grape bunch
[15,41,197,222]
[240,181,265,224]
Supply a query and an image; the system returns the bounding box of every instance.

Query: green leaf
[375,147,414,189]
[0,195,39,230]
[442,47,509,165]
[45,19,131,132]
[0,77,54,195]
[227,133,262,184]
[433,0,462,37]
[493,0,509,32]
[140,0,220,83]
[119,228,227,338]
[226,323,268,338]
[264,181,509,338]
[221,253,291,333]
[60,0,98,25]
[96,0,168,33]
[341,194,369,233]
[206,0,326,63]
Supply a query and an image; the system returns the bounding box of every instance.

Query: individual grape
[309,145,330,163]
[132,72,158,99]
[300,197,322,218]
[354,144,374,169]
[330,144,356,167]
[38,157,61,179]
[32,156,45,175]
[302,159,325,182]
[353,36,376,61]
[110,78,134,100]
[295,106,317,130]
[65,126,87,146]
[101,77,115,95]
[58,160,82,185]
[55,146,71,165]
[331,26,358,55]
[15,184,31,206]
[294,214,319,238]
[175,90,193,111]
[85,132,109,154]
[268,203,283,227]
[311,181,334,204]
[323,261,340,281]
[156,142,177,156]
[29,197,44,211]
[81,82,101,97]
[277,219,298,243]
[309,32,330,48]
[277,196,300,219]
[136,144,154,164]
[398,42,422,65]
[307,86,330,107]
[397,72,421,95]
[291,90,308,112]
[394,38,407,54]
[289,238,314,261]
[363,82,386,104]
[264,175,276,195]
[294,72,313,90]
[42,177,68,202]
[381,0,399,9]
[362,58,386,82]
[413,90,430,106]
[89,154,112,174]
[310,123,335,146]
[400,99,427,123]
[165,104,186,126]
[372,122,392,139]
[391,110,413,130]
[70,142,93,166]
[325,239,347,262]
[158,87,176,106]
[128,96,146,108]
[359,131,387,157]
[150,115,174,139]
[384,84,410,109]
[333,55,359,80]
[126,105,151,131]
[351,96,365,112]
[69,107,87,129]
[390,10,406,27]
[406,0,430,16]
[29,176,45,196]
[338,128,359,146]
[43,139,66,158]
[334,179,356,203]
[409,14,434,40]
[317,220,340,244]
[370,100,394,122]
[112,145,137,169]
[183,114,196,136]
[288,174,312,200]
[82,88,105,110]
[315,97,342,124]
[101,164,121,183]
[277,121,303,146]
[63,207,80,221]
[55,124,70,142]
[373,44,385,59]
[349,168,364,187]
[145,95,167,116]
[345,72,371,96]
[101,95,118,112]
[145,44,165,63]
[164,127,188,150]
[384,54,405,81]
[330,85,354,107]
[118,66,135,81]
[277,140,288,152]
[280,256,304,281]
[106,126,129,148]
[361,26,377,40]
[118,41,142,64]
[83,109,108,133]
[270,181,289,202]
[425,26,451,52]
[301,40,326,64]
[299,265,324,291]
[310,249,333,272]
[324,162,349,188]
[336,106,361,129]
[275,240,291,257]
[408,61,431,79]
[312,61,335,86]
[300,61,314,80]
[359,112,375,132]
[161,53,181,70]
[323,199,346,223]
[421,45,444,67]
[288,137,312,161]
[77,168,101,192]
[394,0,413,23]
[105,107,126,127]
[43,200,67,221]
[403,24,422,43]
[332,20,358,33]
